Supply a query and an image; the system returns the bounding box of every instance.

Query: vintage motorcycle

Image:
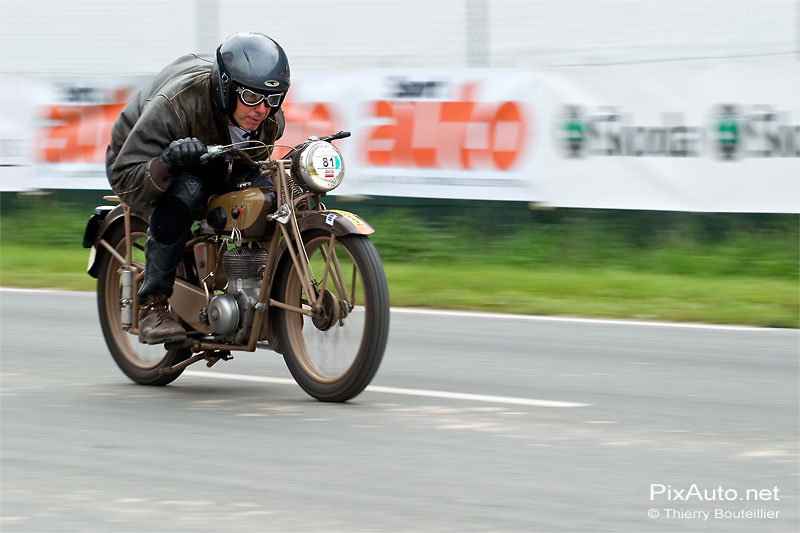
[83,132,389,402]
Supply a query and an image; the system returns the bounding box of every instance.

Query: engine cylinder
[223,246,267,280]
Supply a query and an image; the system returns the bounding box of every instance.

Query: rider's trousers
[138,173,205,298]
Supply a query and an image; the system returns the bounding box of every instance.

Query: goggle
[235,86,283,108]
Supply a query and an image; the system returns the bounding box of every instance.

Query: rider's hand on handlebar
[160,137,207,173]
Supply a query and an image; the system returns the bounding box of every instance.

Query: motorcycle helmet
[211,32,290,116]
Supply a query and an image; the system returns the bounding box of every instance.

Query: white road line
[390,307,789,332]
[1,287,793,332]
[183,370,591,408]
[0,287,97,296]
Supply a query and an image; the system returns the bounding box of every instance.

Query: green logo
[561,106,586,158]
[715,105,740,160]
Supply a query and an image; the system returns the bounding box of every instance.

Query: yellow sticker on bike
[327,210,373,234]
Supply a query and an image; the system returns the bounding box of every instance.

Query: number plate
[311,144,342,184]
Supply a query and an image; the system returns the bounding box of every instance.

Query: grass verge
[1,244,797,328]
[385,263,798,328]
[1,192,797,328]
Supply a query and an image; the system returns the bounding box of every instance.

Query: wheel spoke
[282,235,366,382]
[319,238,350,307]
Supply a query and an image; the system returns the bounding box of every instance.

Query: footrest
[165,338,194,350]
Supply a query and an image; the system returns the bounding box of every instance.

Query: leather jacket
[106,53,285,206]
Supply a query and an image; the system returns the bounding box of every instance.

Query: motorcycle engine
[207,244,267,343]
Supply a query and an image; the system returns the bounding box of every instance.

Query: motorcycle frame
[107,157,349,356]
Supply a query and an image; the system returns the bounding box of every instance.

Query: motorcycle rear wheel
[96,221,190,385]
[274,231,389,402]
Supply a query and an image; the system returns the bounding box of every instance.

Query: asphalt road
[1,288,798,533]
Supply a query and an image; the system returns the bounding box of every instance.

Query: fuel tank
[205,188,276,238]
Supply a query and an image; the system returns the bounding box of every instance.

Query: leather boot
[138,294,186,345]
[137,235,186,298]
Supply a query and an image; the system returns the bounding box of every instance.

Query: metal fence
[1,0,797,75]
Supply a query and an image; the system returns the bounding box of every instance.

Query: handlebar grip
[321,131,351,142]
[199,145,224,165]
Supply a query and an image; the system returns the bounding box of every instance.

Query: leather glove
[159,137,206,173]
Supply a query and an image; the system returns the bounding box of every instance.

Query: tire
[274,230,390,402]
[96,221,190,386]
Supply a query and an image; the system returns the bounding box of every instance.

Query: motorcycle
[83,132,389,402]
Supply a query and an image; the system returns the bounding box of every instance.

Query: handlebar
[320,131,351,142]
[199,131,351,166]
[199,145,226,165]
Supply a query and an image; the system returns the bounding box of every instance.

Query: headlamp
[295,141,345,193]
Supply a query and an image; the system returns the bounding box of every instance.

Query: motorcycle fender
[82,206,115,248]
[297,209,374,236]
[84,204,148,278]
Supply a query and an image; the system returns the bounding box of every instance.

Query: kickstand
[205,350,233,368]
[158,349,233,375]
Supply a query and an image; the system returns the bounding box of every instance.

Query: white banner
[0,77,40,191]
[1,63,798,212]
[537,62,800,213]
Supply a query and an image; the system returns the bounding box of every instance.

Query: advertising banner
[538,62,800,212]
[277,70,540,201]
[1,63,797,212]
[0,76,145,191]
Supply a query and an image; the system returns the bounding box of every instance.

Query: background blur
[1,0,797,71]
[0,0,798,326]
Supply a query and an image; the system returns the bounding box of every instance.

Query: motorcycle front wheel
[96,221,190,386]
[273,230,390,402]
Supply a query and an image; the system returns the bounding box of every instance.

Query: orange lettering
[37,102,125,163]
[391,102,415,167]
[363,100,394,166]
[490,102,526,170]
[363,86,529,172]
[411,101,439,168]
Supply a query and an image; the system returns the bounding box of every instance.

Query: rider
[105,31,290,345]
